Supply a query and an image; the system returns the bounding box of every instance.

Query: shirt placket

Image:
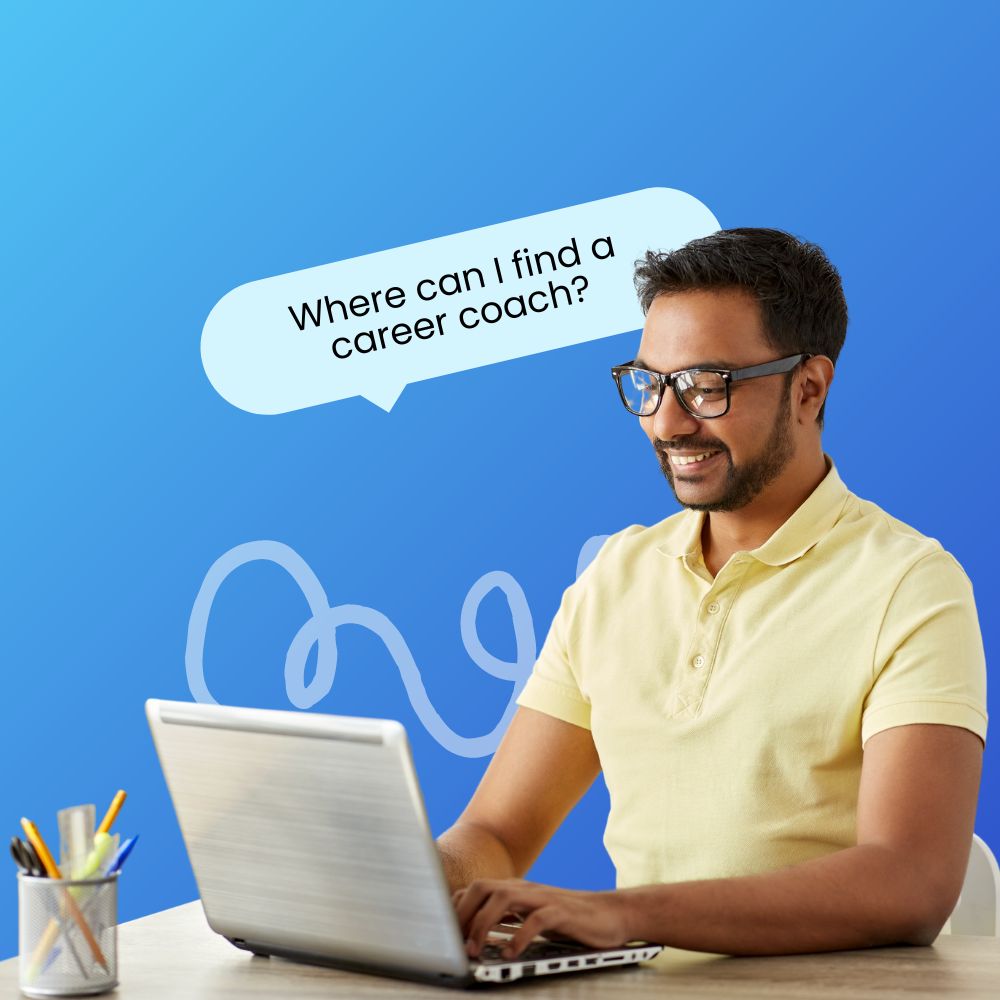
[666,555,753,718]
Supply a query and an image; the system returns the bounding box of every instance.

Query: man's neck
[701,451,830,577]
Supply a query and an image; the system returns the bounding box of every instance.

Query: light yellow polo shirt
[516,460,988,889]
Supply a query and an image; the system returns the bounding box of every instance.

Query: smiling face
[637,288,802,513]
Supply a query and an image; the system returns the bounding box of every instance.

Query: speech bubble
[201,188,720,413]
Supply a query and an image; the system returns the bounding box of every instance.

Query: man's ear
[797,355,835,423]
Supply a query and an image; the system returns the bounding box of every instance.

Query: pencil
[20,818,59,878]
[25,918,61,982]
[20,818,109,972]
[97,790,127,835]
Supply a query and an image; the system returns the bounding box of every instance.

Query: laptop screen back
[146,700,469,978]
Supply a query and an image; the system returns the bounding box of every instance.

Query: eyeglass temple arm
[729,354,812,382]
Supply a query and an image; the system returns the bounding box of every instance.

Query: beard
[655,379,795,512]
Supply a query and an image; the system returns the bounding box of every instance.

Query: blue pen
[103,835,138,875]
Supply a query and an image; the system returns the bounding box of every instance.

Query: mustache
[654,438,729,455]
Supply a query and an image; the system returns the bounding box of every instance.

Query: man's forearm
[437,821,519,893]
[619,844,945,955]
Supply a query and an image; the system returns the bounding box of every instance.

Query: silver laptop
[146,699,661,987]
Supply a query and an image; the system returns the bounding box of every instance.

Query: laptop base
[227,935,659,989]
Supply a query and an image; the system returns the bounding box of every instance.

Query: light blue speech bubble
[201,188,719,413]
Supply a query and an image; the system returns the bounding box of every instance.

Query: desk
[2,901,998,998]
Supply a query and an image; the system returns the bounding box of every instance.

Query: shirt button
[692,654,705,669]
[707,602,720,615]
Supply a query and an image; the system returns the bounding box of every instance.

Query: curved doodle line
[186,541,330,704]
[576,534,609,579]
[185,536,608,757]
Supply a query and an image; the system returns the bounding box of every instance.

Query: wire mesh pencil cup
[18,872,118,997]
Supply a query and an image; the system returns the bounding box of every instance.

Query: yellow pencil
[20,818,109,972]
[97,790,127,835]
[25,918,61,982]
[20,818,60,877]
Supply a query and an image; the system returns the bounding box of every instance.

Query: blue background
[2,1,997,959]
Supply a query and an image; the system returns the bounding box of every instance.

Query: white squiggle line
[186,536,608,757]
[186,541,330,705]
[576,535,609,579]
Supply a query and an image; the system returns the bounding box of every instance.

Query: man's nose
[649,384,702,441]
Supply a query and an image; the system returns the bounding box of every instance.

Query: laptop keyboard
[476,939,589,965]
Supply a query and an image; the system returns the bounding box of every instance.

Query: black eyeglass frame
[610,353,813,419]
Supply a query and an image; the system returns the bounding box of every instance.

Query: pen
[20,818,109,972]
[102,835,138,876]
[97,790,126,835]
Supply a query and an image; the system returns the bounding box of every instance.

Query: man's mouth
[668,449,723,467]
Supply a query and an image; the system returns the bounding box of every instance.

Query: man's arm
[437,706,601,892]
[456,723,983,957]
[621,721,982,952]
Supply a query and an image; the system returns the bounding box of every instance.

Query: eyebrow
[633,356,742,373]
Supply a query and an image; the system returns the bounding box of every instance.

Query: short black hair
[633,228,847,425]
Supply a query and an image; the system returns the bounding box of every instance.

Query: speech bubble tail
[363,382,406,412]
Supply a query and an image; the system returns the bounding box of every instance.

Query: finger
[465,887,522,956]
[453,880,499,932]
[465,886,547,956]
[503,906,561,959]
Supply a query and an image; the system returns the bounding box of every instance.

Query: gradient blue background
[2,1,996,960]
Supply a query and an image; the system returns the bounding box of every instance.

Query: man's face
[637,289,797,512]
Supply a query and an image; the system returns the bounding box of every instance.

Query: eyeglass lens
[620,369,728,417]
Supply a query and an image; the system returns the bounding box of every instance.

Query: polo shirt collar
[656,456,850,567]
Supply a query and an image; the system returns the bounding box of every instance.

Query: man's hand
[453,878,631,959]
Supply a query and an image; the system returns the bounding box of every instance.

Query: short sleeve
[862,550,988,748]
[516,580,592,730]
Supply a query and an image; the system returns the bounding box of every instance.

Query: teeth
[670,450,718,466]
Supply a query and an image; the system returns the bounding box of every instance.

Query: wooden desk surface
[2,901,998,998]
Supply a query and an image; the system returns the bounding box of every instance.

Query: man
[436,229,988,960]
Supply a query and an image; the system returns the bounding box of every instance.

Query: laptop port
[522,964,535,976]
[500,968,510,980]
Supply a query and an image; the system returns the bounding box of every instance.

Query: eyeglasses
[611,353,811,419]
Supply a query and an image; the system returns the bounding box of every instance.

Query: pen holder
[18,872,118,997]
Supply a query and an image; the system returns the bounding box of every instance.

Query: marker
[97,790,127,835]
[71,832,117,881]
[20,818,108,973]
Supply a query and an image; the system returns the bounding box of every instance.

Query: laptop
[146,699,662,987]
